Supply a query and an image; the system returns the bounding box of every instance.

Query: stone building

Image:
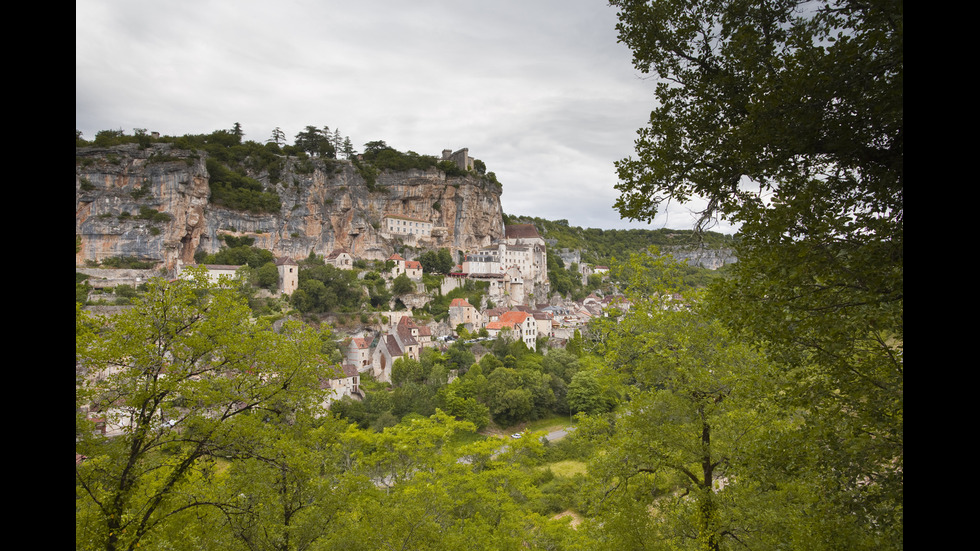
[458,224,548,305]
[275,257,299,295]
[441,148,474,171]
[448,298,481,330]
[325,248,354,270]
[384,215,433,238]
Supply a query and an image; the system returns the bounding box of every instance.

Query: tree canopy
[610,0,902,235]
[609,0,903,544]
[75,268,329,551]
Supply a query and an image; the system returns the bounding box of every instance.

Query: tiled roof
[499,311,531,325]
[397,326,418,346]
[384,335,403,356]
[342,363,359,377]
[351,338,371,349]
[397,316,419,328]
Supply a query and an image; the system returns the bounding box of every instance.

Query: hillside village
[77,219,645,436]
[176,222,634,411]
[74,138,695,435]
[74,137,721,437]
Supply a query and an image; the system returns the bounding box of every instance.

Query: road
[541,426,574,442]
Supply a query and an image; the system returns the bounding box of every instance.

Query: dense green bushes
[206,158,281,214]
[196,242,274,268]
[289,257,365,313]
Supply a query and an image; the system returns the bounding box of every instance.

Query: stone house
[404,260,423,279]
[320,363,360,408]
[179,263,242,284]
[503,224,548,289]
[325,248,354,270]
[441,147,474,171]
[531,311,555,338]
[372,333,416,384]
[397,316,432,349]
[448,298,481,331]
[388,253,406,277]
[491,310,537,351]
[458,224,548,305]
[346,337,373,372]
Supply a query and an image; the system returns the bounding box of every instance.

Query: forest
[76,1,902,549]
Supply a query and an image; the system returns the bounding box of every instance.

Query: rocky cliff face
[76,144,505,272]
[664,246,737,270]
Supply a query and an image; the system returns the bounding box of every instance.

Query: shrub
[206,158,281,214]
[99,256,156,269]
[136,206,171,223]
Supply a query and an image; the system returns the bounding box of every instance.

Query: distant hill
[503,214,738,269]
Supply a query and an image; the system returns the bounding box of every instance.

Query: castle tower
[276,257,299,296]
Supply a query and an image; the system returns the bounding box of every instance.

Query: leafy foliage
[289,259,365,314]
[360,140,438,172]
[196,242,274,269]
[418,248,456,275]
[605,0,903,545]
[92,256,158,269]
[75,268,328,551]
[205,158,281,214]
[293,125,336,158]
[391,272,415,295]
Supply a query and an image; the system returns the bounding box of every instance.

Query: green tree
[294,125,335,158]
[255,260,280,290]
[75,267,328,551]
[391,357,427,387]
[166,415,360,551]
[610,0,902,235]
[485,367,534,427]
[391,272,414,295]
[566,370,612,416]
[583,288,799,550]
[292,263,364,313]
[419,248,455,275]
[341,136,355,159]
[269,127,286,146]
[342,411,578,550]
[609,0,903,542]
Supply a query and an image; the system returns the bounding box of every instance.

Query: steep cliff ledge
[76,144,505,272]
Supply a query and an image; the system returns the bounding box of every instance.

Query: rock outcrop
[76,144,505,273]
[664,246,737,270]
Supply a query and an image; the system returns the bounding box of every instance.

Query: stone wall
[76,268,162,288]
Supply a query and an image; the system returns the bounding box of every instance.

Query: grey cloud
[76,0,737,234]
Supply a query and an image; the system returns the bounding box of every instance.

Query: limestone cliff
[663,246,737,270]
[76,144,505,272]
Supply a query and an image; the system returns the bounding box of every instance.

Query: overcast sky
[76,0,737,234]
